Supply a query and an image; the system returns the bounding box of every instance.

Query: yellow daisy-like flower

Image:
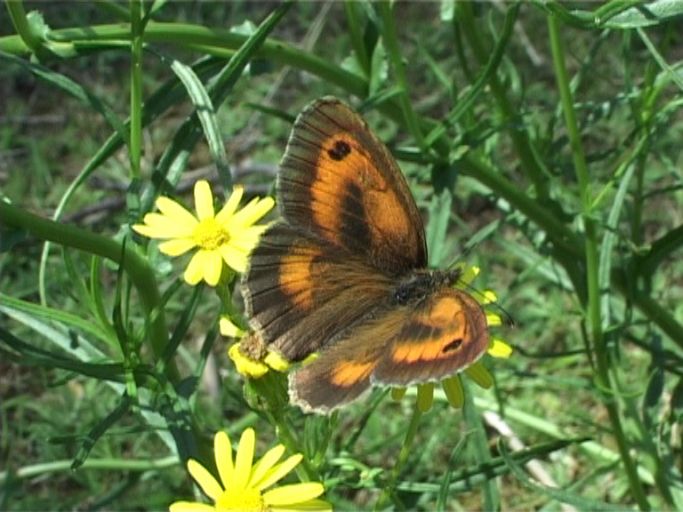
[133,180,274,286]
[392,264,513,412]
[170,429,331,512]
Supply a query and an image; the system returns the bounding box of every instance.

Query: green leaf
[605,0,683,28]
[72,394,133,469]
[169,57,232,189]
[0,293,115,350]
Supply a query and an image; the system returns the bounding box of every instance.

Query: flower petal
[249,444,285,488]
[159,238,197,256]
[269,498,332,511]
[264,351,290,372]
[417,382,434,412]
[169,500,216,512]
[228,343,270,378]
[194,180,215,221]
[219,316,246,338]
[187,459,223,500]
[457,265,480,286]
[229,226,268,251]
[482,289,498,304]
[133,213,196,239]
[465,362,494,388]
[231,196,275,227]
[156,197,199,227]
[219,244,249,273]
[263,482,324,506]
[488,338,513,358]
[486,312,502,326]
[391,387,407,400]
[442,376,464,408]
[184,251,207,285]
[214,431,234,490]
[254,454,302,491]
[233,428,255,490]
[202,249,223,286]
[215,186,244,223]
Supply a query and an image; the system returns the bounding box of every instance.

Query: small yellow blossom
[228,342,291,379]
[170,429,331,512]
[133,180,274,286]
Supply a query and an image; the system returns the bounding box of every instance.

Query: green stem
[5,0,42,52]
[548,15,650,511]
[129,0,143,178]
[0,21,368,98]
[375,406,423,510]
[0,455,178,483]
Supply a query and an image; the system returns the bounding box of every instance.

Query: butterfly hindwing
[278,97,427,274]
[289,287,489,413]
[374,288,489,385]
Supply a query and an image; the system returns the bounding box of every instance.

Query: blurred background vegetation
[1,1,682,510]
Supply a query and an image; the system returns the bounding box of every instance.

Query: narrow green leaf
[169,57,232,188]
[605,0,683,28]
[72,394,133,469]
[0,293,114,349]
[599,163,636,327]
[161,285,203,364]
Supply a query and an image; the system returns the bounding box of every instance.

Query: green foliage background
[1,1,682,510]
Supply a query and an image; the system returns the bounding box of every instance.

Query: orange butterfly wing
[289,288,489,413]
[243,223,393,361]
[278,97,427,273]
[244,98,427,360]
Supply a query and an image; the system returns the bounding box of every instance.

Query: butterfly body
[243,97,489,413]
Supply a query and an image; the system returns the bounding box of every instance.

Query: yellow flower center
[215,487,265,512]
[193,218,229,250]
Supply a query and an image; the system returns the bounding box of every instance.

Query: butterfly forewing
[278,97,427,274]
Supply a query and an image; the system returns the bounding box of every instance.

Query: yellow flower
[133,180,274,286]
[170,429,331,512]
[392,264,513,412]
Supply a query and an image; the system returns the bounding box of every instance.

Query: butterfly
[242,97,489,414]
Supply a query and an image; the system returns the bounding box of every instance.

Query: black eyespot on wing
[328,139,351,161]
[442,338,463,353]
